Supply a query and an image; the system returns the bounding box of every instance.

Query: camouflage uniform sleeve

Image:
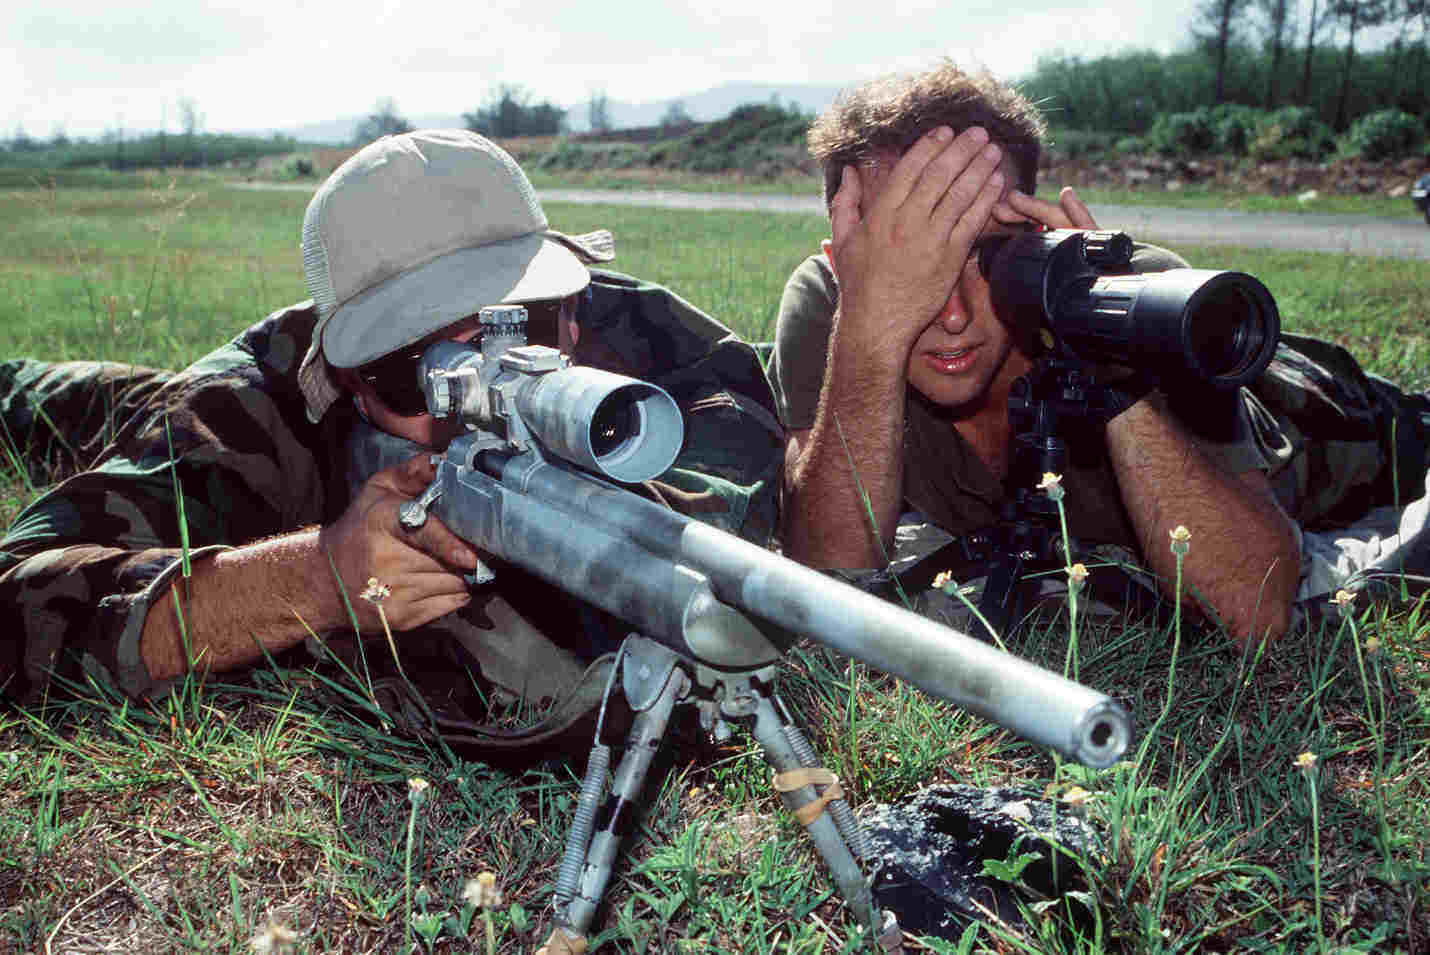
[581,270,786,547]
[652,383,784,545]
[0,306,335,702]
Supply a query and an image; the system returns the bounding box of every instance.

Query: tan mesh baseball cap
[296,129,614,421]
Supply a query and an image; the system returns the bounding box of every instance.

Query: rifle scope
[416,307,682,484]
[984,229,1280,389]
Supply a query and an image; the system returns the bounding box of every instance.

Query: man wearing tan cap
[1,131,783,745]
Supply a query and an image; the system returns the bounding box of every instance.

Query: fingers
[1058,186,1098,229]
[930,157,1003,247]
[1001,186,1100,231]
[370,568,473,630]
[403,513,479,571]
[901,129,1002,232]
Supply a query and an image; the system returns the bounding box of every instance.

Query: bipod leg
[544,638,690,952]
[744,690,905,953]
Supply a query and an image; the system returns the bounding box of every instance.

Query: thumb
[827,165,862,247]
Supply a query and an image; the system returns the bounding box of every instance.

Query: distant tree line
[10,7,1430,175]
[0,128,301,170]
[345,87,572,144]
[1021,0,1429,135]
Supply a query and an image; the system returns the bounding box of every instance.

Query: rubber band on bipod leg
[536,926,588,954]
[772,767,845,827]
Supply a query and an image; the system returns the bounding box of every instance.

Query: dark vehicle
[1414,173,1430,225]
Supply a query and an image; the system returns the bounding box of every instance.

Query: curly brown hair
[808,60,1047,206]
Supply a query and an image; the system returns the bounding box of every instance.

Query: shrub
[285,154,316,178]
[1210,105,1262,156]
[1342,109,1425,161]
[1249,106,1335,161]
[1047,128,1120,159]
[537,141,647,172]
[1149,109,1217,157]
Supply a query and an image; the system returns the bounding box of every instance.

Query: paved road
[231,182,1430,259]
[538,187,1430,260]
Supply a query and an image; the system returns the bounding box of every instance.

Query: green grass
[1038,183,1423,220]
[2,174,1430,953]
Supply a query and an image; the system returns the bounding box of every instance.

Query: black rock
[858,784,1103,941]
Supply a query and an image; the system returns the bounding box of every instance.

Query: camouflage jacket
[0,269,784,704]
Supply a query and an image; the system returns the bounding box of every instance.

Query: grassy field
[2,172,1429,953]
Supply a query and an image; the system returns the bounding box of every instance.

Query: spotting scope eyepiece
[985,229,1280,390]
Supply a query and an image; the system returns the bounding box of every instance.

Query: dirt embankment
[1043,154,1430,199]
[309,139,1427,200]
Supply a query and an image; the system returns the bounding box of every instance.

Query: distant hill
[255,82,845,145]
[565,82,843,132]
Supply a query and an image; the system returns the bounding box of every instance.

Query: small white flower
[250,920,298,954]
[1001,800,1033,822]
[1330,589,1357,612]
[463,871,504,909]
[361,577,391,604]
[1294,751,1318,771]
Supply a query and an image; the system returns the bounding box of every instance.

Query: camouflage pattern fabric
[0,359,172,485]
[0,269,784,716]
[1249,332,1430,530]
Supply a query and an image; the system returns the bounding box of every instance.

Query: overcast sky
[11,0,1227,139]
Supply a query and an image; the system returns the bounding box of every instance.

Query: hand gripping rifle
[392,306,1133,951]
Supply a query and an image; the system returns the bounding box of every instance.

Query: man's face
[856,153,1033,412]
[342,295,580,449]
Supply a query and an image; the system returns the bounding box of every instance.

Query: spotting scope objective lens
[987,229,1281,390]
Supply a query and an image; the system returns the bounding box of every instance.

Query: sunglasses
[355,300,569,418]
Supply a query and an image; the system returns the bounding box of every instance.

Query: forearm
[139,528,350,681]
[783,320,910,568]
[1105,397,1299,642]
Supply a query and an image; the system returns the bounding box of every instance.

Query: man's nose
[935,291,971,334]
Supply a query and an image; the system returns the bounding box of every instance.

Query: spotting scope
[984,229,1280,389]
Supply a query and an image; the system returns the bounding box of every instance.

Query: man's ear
[559,293,581,353]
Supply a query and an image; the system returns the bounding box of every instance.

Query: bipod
[538,635,904,954]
